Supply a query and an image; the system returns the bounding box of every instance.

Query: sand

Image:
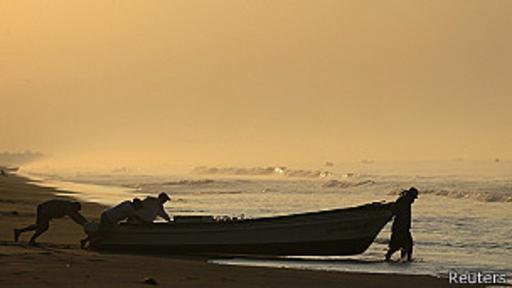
[0,172,489,287]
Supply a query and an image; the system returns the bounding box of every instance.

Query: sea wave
[130,179,221,192]
[159,179,216,186]
[388,188,512,203]
[191,166,332,178]
[194,190,243,195]
[322,179,376,188]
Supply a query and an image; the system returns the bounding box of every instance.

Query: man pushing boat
[14,199,88,246]
[385,187,418,262]
[128,192,172,223]
[80,198,149,249]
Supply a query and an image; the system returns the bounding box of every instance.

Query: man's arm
[157,206,171,222]
[67,211,88,226]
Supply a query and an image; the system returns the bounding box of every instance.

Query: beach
[0,172,494,287]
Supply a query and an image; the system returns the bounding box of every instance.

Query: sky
[1,0,511,169]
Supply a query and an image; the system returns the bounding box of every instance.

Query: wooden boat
[90,202,394,255]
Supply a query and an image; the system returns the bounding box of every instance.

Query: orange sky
[1,1,511,167]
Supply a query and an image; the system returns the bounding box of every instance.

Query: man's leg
[386,233,401,261]
[14,224,39,242]
[81,214,114,249]
[406,232,414,261]
[386,239,400,261]
[386,246,400,261]
[28,222,49,246]
[14,205,45,242]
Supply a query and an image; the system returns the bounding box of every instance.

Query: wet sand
[0,172,487,287]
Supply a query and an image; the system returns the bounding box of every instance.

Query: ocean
[22,160,512,280]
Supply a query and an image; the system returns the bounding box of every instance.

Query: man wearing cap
[128,192,172,223]
[385,187,418,262]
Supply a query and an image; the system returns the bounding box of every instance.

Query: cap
[407,187,419,198]
[158,192,171,201]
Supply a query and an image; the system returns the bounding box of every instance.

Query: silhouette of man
[80,198,147,249]
[128,192,171,223]
[14,200,87,246]
[385,187,418,261]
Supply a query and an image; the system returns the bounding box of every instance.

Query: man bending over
[80,198,148,249]
[14,199,87,246]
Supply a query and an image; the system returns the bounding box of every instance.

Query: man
[128,192,171,223]
[14,199,88,246]
[80,198,148,248]
[385,187,418,262]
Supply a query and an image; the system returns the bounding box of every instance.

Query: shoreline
[0,172,490,287]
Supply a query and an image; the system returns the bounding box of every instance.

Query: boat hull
[95,237,378,255]
[91,202,393,256]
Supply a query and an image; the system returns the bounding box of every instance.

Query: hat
[407,187,419,198]
[158,192,171,201]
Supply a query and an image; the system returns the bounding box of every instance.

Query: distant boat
[90,202,394,256]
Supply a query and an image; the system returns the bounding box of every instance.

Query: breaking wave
[322,179,376,188]
[130,179,221,192]
[191,166,332,178]
[158,179,216,186]
[388,188,512,203]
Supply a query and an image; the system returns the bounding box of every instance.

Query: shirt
[391,197,412,232]
[38,199,88,225]
[39,200,77,219]
[133,197,169,222]
[104,201,137,224]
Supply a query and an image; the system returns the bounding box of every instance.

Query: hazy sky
[1,1,511,167]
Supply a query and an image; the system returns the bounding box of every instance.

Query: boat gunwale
[116,202,394,232]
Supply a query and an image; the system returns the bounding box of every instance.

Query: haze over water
[2,1,512,167]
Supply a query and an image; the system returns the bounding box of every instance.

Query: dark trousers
[386,230,413,261]
[81,213,115,248]
[16,206,51,244]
